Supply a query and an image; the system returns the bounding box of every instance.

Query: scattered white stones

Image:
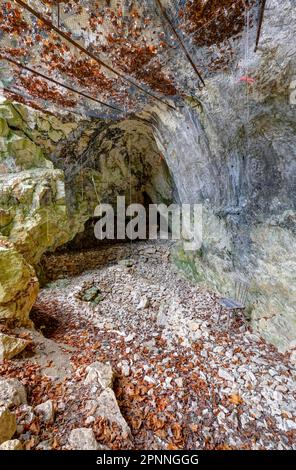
[125,333,136,343]
[144,375,156,385]
[250,408,262,419]
[175,377,183,388]
[245,370,257,385]
[33,241,296,450]
[273,391,283,401]
[164,377,173,388]
[285,419,296,430]
[189,322,201,332]
[218,368,234,382]
[137,296,150,309]
[121,363,130,377]
[142,339,156,351]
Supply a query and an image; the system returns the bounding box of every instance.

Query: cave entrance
[56,191,172,253]
[56,201,151,252]
[35,115,176,291]
[53,118,174,254]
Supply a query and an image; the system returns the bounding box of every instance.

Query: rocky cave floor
[1,241,296,450]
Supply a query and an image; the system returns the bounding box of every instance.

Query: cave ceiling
[0,0,261,119]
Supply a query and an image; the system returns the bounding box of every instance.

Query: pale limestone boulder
[0,239,38,326]
[0,333,30,361]
[94,389,131,439]
[84,362,131,442]
[68,428,100,450]
[137,296,150,309]
[0,407,16,444]
[0,439,23,450]
[84,362,114,389]
[34,400,55,424]
[0,378,27,408]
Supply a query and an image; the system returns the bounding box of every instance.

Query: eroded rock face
[0,103,173,265]
[250,223,296,350]
[0,100,174,325]
[150,1,296,351]
[0,103,85,325]
[0,102,88,266]
[0,239,38,327]
[1,2,295,349]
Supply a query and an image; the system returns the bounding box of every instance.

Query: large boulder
[0,170,73,266]
[0,238,38,326]
[0,378,27,408]
[90,388,131,440]
[0,407,16,444]
[84,363,131,442]
[84,362,115,389]
[0,101,87,267]
[0,103,52,171]
[0,333,30,361]
[34,400,55,424]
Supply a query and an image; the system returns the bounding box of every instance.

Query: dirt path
[1,241,296,450]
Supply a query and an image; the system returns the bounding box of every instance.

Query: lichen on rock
[0,406,16,444]
[0,333,30,360]
[0,238,38,327]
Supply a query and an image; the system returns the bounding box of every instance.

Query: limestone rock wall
[0,102,88,323]
[1,0,295,349]
[0,101,173,262]
[0,238,38,327]
[146,0,296,351]
[0,101,88,267]
[0,100,173,325]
